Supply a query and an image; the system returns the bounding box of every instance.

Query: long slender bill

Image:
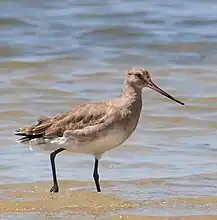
[148,81,184,105]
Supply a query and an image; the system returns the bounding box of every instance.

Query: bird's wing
[15,103,120,141]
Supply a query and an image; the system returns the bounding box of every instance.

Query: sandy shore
[1,181,217,219]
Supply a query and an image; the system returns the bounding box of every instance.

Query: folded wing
[15,103,119,143]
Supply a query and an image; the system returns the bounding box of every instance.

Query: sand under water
[1,180,217,219]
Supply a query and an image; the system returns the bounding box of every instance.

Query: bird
[15,67,184,193]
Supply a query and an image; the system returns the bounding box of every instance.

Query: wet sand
[111,216,217,220]
[1,181,217,219]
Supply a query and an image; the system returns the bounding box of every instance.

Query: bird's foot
[50,184,59,193]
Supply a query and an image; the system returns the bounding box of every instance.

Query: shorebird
[15,68,184,193]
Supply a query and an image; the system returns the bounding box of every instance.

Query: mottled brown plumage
[15,67,184,193]
[16,102,126,140]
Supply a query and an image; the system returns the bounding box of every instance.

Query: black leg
[93,158,101,192]
[49,148,65,193]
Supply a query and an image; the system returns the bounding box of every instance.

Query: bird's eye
[135,73,142,78]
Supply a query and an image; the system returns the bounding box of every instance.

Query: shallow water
[1,0,217,219]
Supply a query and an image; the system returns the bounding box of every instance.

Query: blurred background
[1,0,217,219]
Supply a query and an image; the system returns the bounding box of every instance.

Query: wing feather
[15,103,116,141]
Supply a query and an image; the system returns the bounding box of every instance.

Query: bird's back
[15,102,122,143]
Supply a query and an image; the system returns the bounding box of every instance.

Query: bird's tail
[15,116,52,144]
[15,132,44,144]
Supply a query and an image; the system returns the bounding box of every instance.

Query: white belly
[28,127,128,156]
[77,128,127,155]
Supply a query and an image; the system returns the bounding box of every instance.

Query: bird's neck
[122,80,142,109]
